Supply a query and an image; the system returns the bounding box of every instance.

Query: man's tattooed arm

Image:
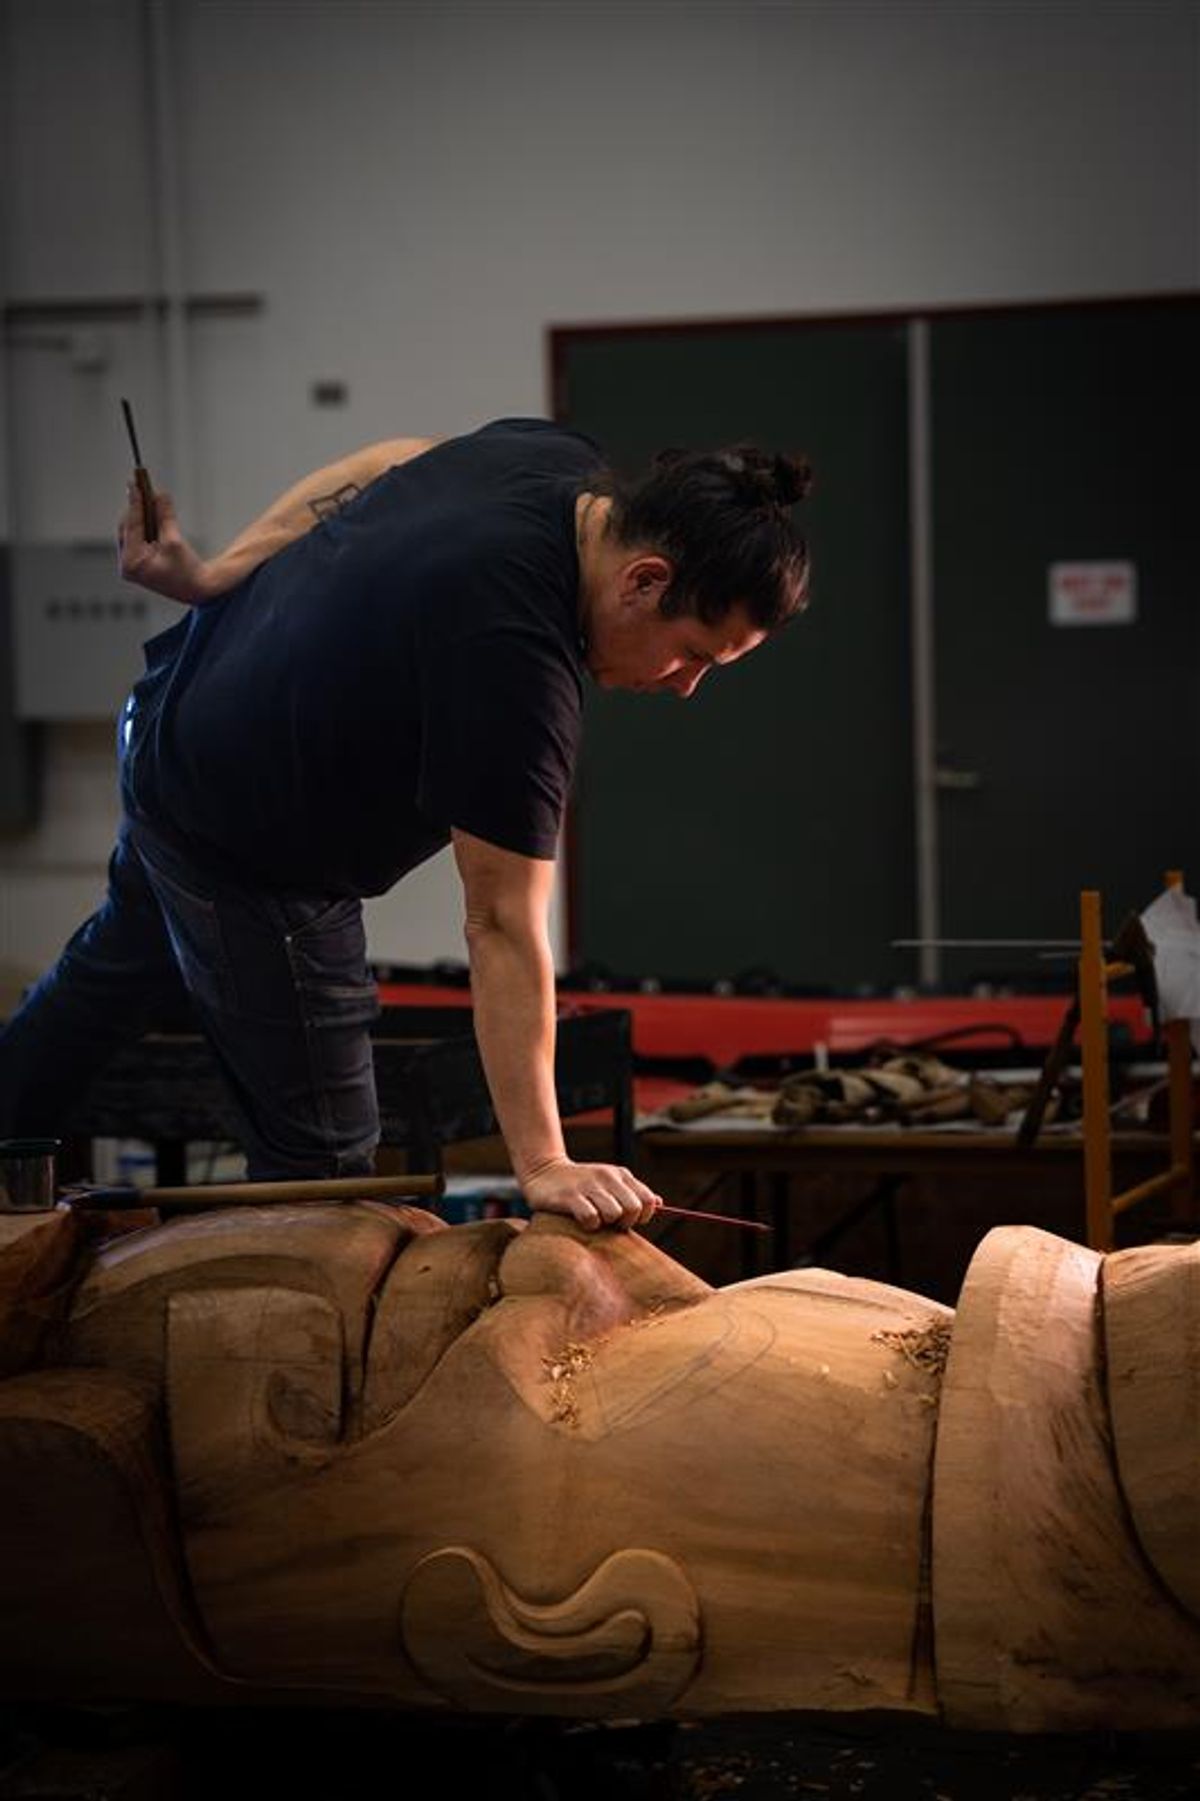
[187,440,435,603]
[308,482,364,521]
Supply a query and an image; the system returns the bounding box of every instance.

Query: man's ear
[620,554,673,606]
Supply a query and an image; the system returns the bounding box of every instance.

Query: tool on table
[120,396,159,542]
[893,938,1081,949]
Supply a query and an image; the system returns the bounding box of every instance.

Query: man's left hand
[118,483,214,603]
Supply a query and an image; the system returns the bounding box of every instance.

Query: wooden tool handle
[134,466,159,542]
[68,1173,444,1210]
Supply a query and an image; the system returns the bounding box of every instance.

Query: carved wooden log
[1103,1241,1200,1624]
[1,1205,1197,1730]
[933,1226,1200,1730]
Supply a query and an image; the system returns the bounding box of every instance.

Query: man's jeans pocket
[139,852,234,1016]
[123,828,380,1176]
[280,895,380,1031]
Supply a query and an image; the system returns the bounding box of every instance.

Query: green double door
[931,303,1197,980]
[556,299,1198,993]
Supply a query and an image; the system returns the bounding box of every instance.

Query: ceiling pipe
[143,0,198,536]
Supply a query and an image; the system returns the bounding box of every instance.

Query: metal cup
[0,1137,61,1212]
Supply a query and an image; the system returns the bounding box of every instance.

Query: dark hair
[603,444,813,629]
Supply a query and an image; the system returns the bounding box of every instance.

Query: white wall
[1,0,1196,981]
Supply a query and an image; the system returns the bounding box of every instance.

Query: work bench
[631,1117,1193,1299]
[58,1003,635,1184]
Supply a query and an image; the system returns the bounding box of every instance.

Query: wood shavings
[623,1296,671,1332]
[685,1752,755,1795]
[542,1340,593,1427]
[870,1318,953,1377]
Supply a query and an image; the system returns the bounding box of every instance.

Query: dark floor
[3,1706,1200,1801]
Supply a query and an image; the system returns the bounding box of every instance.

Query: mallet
[65,1174,444,1211]
[63,1175,769,1231]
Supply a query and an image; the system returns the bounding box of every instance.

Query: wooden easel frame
[1079,873,1196,1251]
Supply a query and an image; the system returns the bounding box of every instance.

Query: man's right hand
[521,1156,663,1232]
[118,482,214,604]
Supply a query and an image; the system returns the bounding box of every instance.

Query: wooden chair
[1079,872,1196,1250]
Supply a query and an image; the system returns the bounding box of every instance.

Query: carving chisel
[120,396,159,542]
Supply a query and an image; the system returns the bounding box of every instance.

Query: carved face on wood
[40,1204,946,1716]
[8,1206,1200,1731]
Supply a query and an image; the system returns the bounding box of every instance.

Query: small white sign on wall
[1048,561,1138,627]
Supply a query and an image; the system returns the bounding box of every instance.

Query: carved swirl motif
[399,1545,701,1715]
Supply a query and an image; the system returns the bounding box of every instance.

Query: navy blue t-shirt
[122,419,601,896]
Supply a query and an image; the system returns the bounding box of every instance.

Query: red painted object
[376,982,1153,1068]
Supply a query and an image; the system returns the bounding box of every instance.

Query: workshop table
[634,1121,1196,1297]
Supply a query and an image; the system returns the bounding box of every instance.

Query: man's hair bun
[771,453,813,507]
[609,438,813,630]
[722,446,812,509]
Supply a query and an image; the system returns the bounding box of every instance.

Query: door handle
[934,766,982,792]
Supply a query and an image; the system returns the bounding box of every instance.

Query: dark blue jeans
[0,821,381,1181]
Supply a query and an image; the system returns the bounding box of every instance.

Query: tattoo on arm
[308,482,364,521]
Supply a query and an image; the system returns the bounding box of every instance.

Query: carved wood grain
[933,1225,1200,1731]
[1104,1240,1200,1622]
